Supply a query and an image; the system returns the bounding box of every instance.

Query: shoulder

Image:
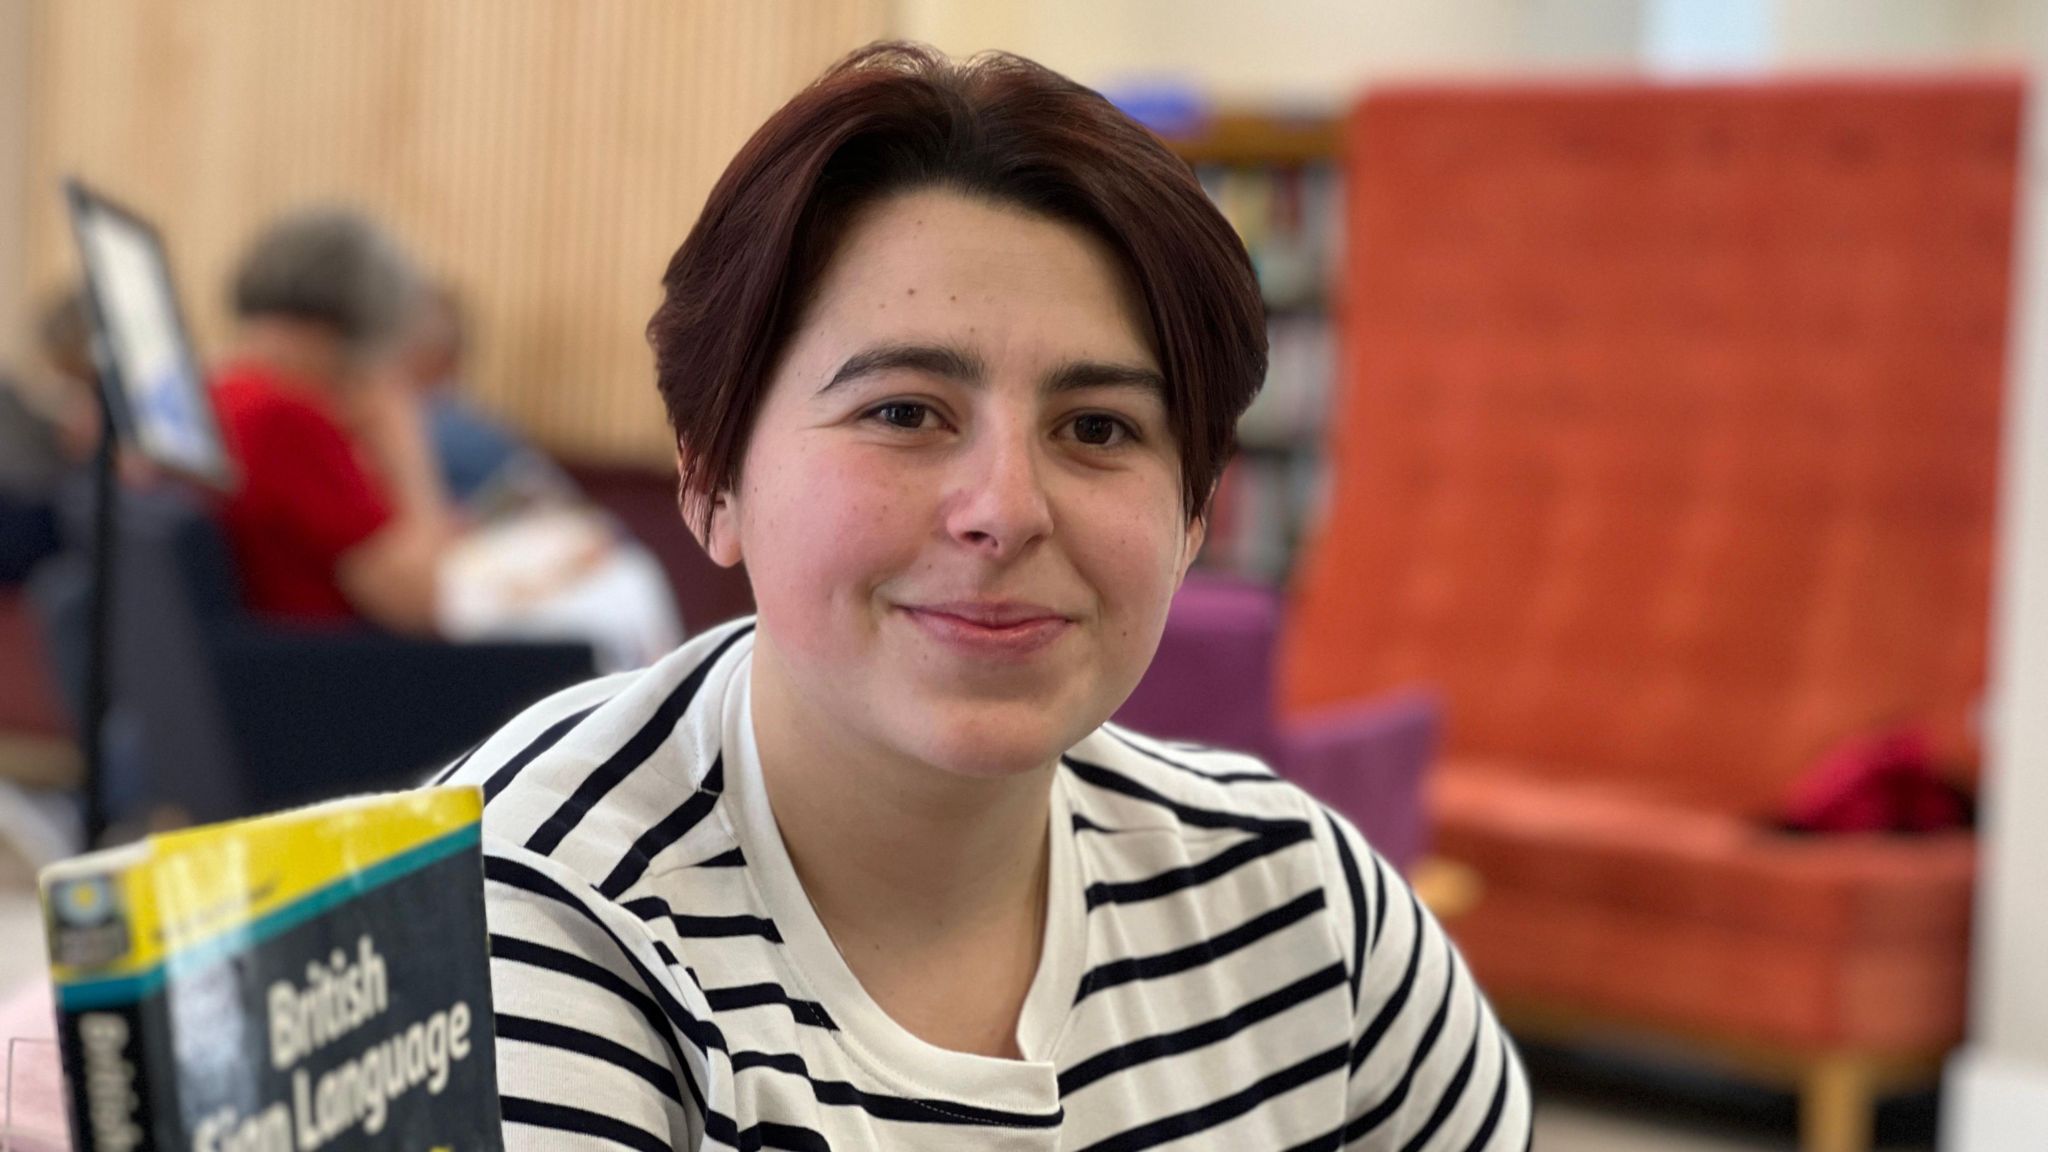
[212,366,355,468]
[1064,721,1403,970]
[439,618,758,875]
[1064,720,1334,836]
[212,364,333,427]
[476,830,714,1146]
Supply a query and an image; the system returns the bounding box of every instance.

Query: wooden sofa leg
[1800,1055,1874,1152]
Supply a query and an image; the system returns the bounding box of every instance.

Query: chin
[896,696,1101,780]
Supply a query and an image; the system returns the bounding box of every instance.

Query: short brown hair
[649,43,1266,526]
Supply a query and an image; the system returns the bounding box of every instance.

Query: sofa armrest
[210,622,597,815]
[1279,688,1442,871]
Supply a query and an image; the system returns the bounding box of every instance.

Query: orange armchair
[1282,77,2019,1152]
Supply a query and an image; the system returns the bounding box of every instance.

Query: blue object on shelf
[1102,84,1210,140]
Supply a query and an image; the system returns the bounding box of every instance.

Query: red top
[212,361,393,621]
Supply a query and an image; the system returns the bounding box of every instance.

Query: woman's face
[703,188,1203,779]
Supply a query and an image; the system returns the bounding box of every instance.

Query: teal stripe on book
[58,823,482,1011]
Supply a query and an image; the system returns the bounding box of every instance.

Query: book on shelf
[39,787,503,1152]
[1184,141,1343,585]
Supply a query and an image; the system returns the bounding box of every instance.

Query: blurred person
[3,290,155,825]
[0,290,122,582]
[448,44,1531,1152]
[212,207,457,633]
[32,288,108,461]
[399,280,576,507]
[0,373,64,583]
[217,208,680,666]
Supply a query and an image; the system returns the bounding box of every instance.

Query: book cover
[39,787,504,1151]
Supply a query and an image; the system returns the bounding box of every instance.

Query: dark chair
[30,483,597,828]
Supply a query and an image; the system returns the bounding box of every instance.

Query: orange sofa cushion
[1435,765,1975,1052]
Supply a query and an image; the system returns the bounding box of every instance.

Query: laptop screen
[65,180,233,489]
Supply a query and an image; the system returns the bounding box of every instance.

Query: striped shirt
[443,618,1532,1150]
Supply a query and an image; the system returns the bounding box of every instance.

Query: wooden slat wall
[22,0,888,464]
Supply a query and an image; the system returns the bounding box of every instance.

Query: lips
[911,601,1070,627]
[897,600,1075,657]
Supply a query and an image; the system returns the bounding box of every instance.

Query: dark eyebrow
[1045,360,1166,398]
[822,341,1166,402]
[819,343,984,394]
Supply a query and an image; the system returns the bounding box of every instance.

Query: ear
[1175,510,1208,586]
[678,449,744,569]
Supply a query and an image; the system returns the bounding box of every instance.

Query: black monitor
[63,179,234,490]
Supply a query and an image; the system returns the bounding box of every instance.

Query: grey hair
[230,206,419,355]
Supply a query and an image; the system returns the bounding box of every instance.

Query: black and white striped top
[443,618,1532,1150]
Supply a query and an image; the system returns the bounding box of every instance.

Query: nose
[943,417,1054,561]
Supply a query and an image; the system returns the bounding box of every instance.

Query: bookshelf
[1164,111,1342,586]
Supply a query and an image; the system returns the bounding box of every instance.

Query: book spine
[47,860,179,1152]
[55,993,176,1152]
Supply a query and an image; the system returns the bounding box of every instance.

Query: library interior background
[3,2,2048,1149]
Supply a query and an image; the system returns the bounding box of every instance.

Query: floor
[0,803,1940,1152]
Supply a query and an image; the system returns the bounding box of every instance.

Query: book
[39,787,504,1151]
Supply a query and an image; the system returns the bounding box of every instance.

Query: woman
[453,44,1531,1150]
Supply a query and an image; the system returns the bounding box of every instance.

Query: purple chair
[1114,571,1440,870]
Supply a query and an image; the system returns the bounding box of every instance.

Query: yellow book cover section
[39,788,505,1152]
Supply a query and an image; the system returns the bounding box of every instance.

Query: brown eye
[874,402,930,429]
[1071,413,1128,446]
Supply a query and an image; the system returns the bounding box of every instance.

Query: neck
[747,638,1052,957]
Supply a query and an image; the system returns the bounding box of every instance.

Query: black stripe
[704,982,838,1031]
[1084,823,1313,909]
[483,703,601,804]
[740,1120,832,1151]
[1399,1014,1481,1152]
[1102,725,1288,784]
[483,854,735,1073]
[484,860,745,1149]
[1324,811,1371,1011]
[624,893,785,943]
[1458,1034,1516,1152]
[1352,884,1428,1075]
[1073,1042,1348,1152]
[599,756,727,898]
[1347,958,1460,1142]
[729,1050,1062,1128]
[1061,961,1346,1096]
[526,622,754,855]
[488,931,724,1067]
[1063,755,1313,838]
[500,1095,677,1152]
[1075,888,1325,1003]
[495,1012,685,1105]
